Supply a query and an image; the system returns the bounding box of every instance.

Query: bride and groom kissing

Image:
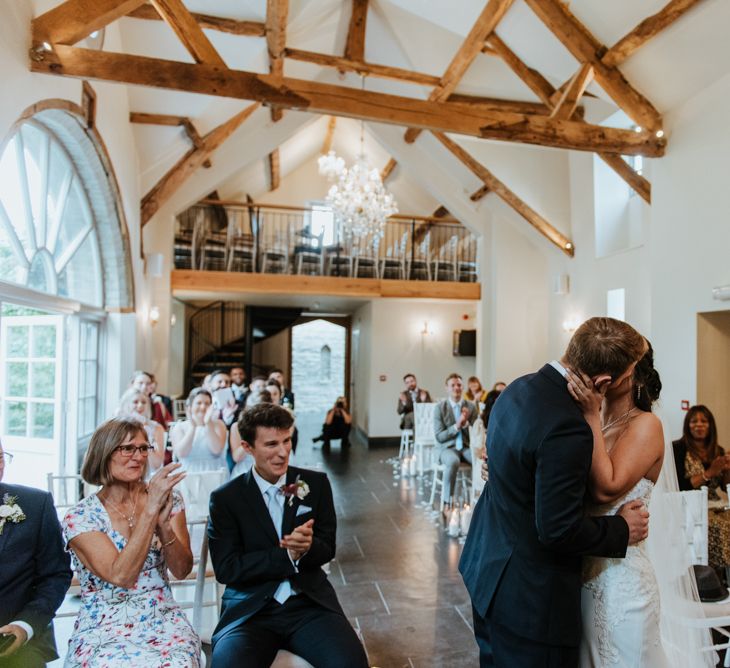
[460,317,703,668]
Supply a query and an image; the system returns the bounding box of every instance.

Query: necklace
[103,485,141,529]
[601,407,637,433]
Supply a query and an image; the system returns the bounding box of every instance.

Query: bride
[567,343,713,667]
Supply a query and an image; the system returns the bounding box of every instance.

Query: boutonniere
[280,476,310,507]
[0,494,26,535]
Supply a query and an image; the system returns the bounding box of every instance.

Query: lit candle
[401,457,409,477]
[448,506,461,537]
[409,456,417,477]
[460,504,472,535]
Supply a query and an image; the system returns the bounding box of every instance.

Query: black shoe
[312,435,322,443]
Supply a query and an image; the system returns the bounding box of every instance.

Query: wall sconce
[170,313,177,327]
[149,306,161,326]
[420,320,433,336]
[562,316,580,333]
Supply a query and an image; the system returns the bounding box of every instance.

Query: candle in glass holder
[401,457,409,477]
[448,506,461,537]
[409,455,417,477]
[460,504,472,534]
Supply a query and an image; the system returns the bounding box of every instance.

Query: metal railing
[174,202,478,282]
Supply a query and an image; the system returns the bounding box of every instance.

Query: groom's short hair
[238,403,294,446]
[565,317,647,380]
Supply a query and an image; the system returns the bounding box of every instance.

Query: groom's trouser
[212,595,368,668]
[472,605,578,668]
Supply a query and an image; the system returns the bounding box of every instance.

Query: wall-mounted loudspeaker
[553,273,570,295]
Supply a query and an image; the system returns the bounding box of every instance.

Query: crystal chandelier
[318,118,398,243]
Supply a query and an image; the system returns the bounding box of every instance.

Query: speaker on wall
[453,329,476,356]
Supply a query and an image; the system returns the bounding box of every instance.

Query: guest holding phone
[0,440,71,668]
[313,397,352,450]
[62,417,201,667]
[169,388,227,473]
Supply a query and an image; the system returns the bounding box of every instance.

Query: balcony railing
[174,202,478,282]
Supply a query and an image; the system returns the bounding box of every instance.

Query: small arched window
[320,344,331,381]
[0,120,103,306]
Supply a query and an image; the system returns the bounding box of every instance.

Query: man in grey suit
[434,373,478,506]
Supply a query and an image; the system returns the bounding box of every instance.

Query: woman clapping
[62,417,201,667]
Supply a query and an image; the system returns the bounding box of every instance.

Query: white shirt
[549,359,568,378]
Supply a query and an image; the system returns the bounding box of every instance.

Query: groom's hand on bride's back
[618,500,650,545]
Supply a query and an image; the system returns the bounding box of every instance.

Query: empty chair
[352,237,379,278]
[324,238,353,276]
[293,226,325,275]
[379,230,408,279]
[200,230,228,271]
[413,402,437,476]
[432,235,458,281]
[457,234,478,282]
[227,232,255,272]
[174,232,194,269]
[261,229,290,274]
[407,231,431,280]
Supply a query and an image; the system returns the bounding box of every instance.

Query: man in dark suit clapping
[0,441,71,668]
[208,403,367,667]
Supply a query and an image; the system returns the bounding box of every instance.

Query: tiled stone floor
[52,420,479,667]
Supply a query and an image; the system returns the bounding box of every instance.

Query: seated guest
[0,440,71,668]
[244,376,268,409]
[269,368,295,409]
[673,404,730,499]
[491,381,507,393]
[480,385,505,430]
[116,387,165,473]
[149,374,174,418]
[208,404,368,667]
[230,366,248,405]
[170,388,227,472]
[397,373,432,430]
[62,418,201,667]
[434,373,478,506]
[464,376,488,406]
[130,370,172,430]
[265,378,283,405]
[313,397,352,450]
[209,370,238,427]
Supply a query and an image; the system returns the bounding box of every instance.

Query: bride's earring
[637,385,643,401]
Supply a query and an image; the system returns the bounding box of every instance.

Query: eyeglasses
[0,452,13,464]
[114,444,153,457]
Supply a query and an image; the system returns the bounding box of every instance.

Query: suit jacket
[433,398,478,452]
[0,483,72,662]
[396,389,432,429]
[208,466,342,644]
[459,364,629,647]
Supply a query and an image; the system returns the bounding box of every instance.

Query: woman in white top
[169,388,227,472]
[117,387,165,472]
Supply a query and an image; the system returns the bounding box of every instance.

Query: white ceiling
[107,0,730,215]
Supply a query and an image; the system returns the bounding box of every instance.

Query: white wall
[650,70,730,439]
[352,299,478,438]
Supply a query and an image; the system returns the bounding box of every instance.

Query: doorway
[697,310,730,444]
[290,317,350,448]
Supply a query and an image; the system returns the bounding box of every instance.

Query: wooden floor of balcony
[171,270,481,301]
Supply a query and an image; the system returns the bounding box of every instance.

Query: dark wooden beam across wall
[380,158,397,182]
[266,0,289,121]
[126,4,267,37]
[30,46,666,157]
[268,148,280,191]
[344,0,369,62]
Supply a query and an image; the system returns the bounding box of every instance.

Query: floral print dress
[62,492,201,667]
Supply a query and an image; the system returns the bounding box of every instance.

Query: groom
[460,317,651,667]
[207,403,367,667]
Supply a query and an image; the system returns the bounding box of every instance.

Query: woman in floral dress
[62,417,201,667]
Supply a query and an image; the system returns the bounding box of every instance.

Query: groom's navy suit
[0,482,71,668]
[459,364,630,667]
[207,465,367,667]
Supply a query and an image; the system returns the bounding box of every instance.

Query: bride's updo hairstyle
[565,317,647,380]
[633,340,662,412]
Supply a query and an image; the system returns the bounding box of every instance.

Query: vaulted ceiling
[28,0,730,255]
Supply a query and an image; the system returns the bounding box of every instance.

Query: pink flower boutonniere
[280,476,310,507]
[0,493,26,534]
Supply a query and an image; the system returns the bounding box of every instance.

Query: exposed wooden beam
[433,132,574,256]
[267,149,280,191]
[127,5,266,37]
[523,0,663,132]
[33,0,146,45]
[141,102,260,225]
[446,93,561,117]
[486,32,555,105]
[284,48,441,87]
[433,206,449,218]
[470,184,490,201]
[345,0,369,62]
[31,46,665,156]
[322,116,336,154]
[550,63,593,120]
[266,0,289,121]
[129,111,206,153]
[404,0,516,143]
[597,153,651,204]
[149,0,226,67]
[603,0,704,67]
[381,158,397,182]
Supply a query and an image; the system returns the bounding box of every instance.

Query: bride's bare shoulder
[628,411,664,447]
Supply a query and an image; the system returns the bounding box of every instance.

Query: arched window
[320,344,331,381]
[0,120,103,306]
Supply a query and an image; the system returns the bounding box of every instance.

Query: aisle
[298,436,479,667]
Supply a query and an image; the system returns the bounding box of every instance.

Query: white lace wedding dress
[580,477,670,667]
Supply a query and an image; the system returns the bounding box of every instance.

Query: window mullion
[47,171,72,255]
[13,132,37,253]
[54,225,91,274]
[0,200,30,268]
[38,132,50,249]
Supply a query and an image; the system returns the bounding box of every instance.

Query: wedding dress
[580,477,670,667]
